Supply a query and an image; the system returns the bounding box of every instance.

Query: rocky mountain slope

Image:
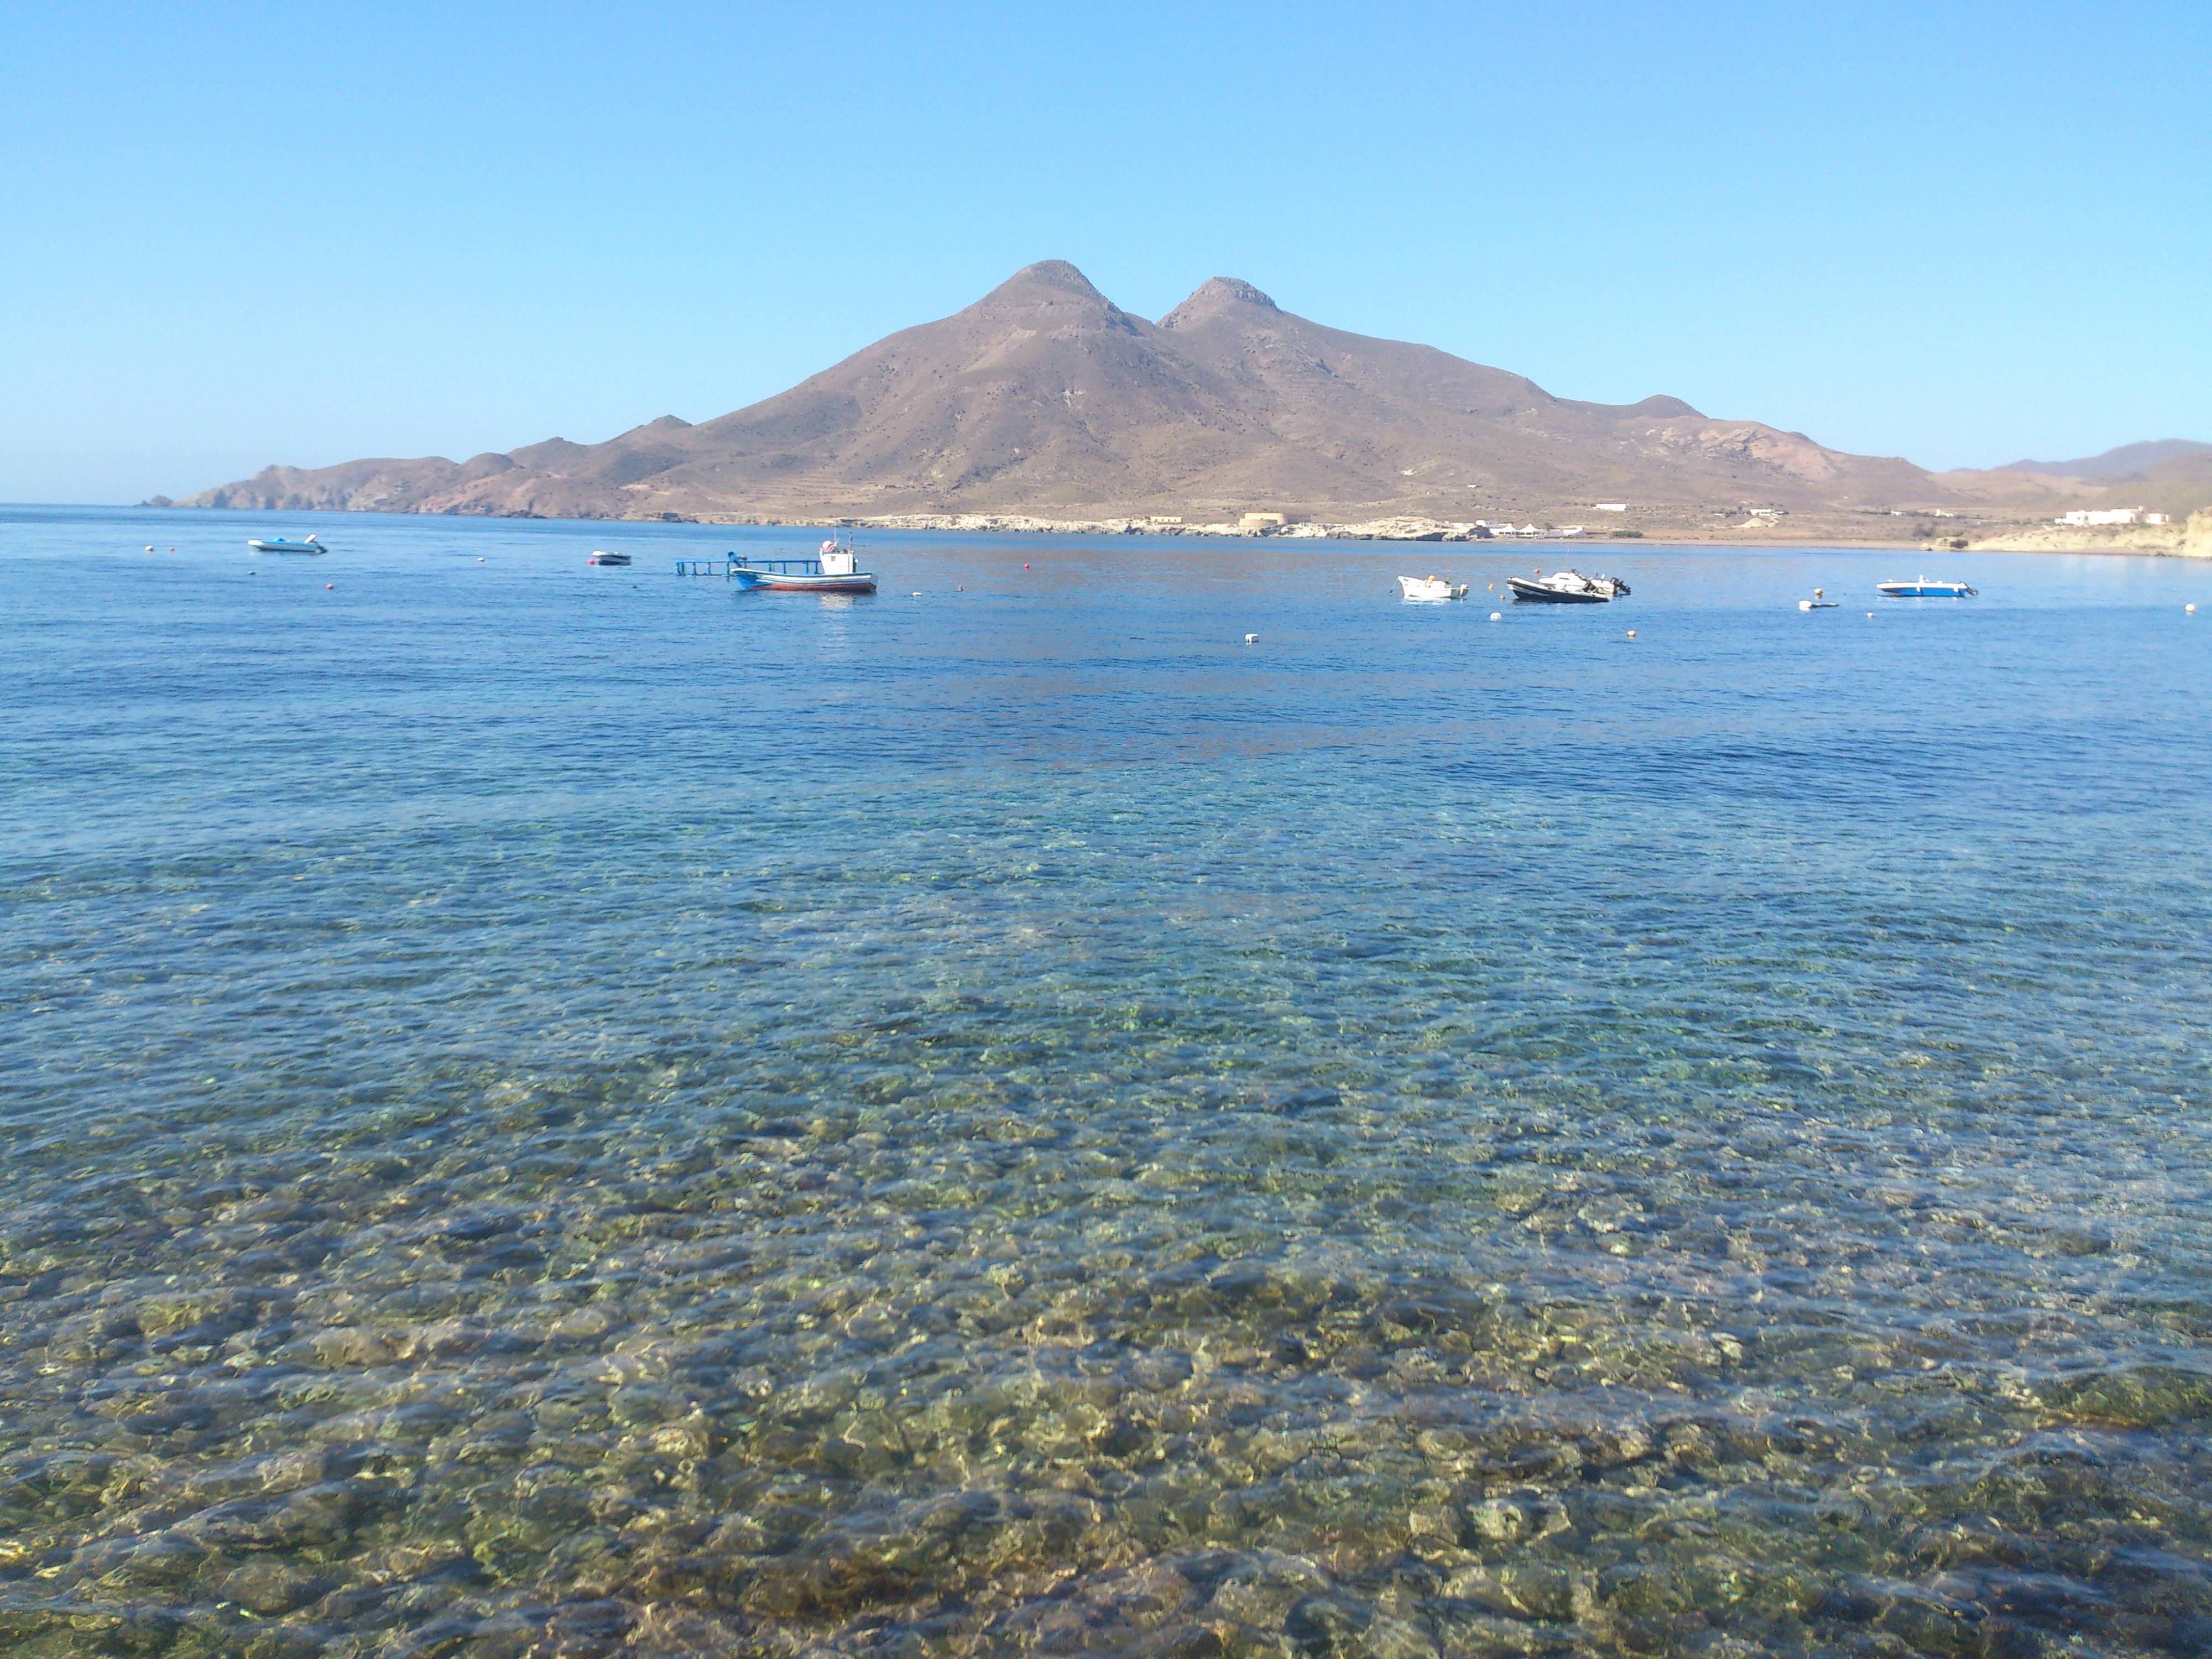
[177,261,2131,526]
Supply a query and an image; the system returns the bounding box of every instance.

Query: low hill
[177,261,2145,528]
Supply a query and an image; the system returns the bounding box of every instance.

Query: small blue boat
[248,534,326,555]
[1877,577,1975,598]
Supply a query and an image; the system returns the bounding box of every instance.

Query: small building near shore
[2059,508,2143,526]
[1239,512,1286,533]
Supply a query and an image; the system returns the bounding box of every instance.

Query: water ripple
[2,509,2210,1657]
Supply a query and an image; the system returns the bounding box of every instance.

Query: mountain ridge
[174,261,2145,528]
[2002,439,2212,479]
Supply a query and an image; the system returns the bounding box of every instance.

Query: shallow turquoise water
[3,505,2210,1658]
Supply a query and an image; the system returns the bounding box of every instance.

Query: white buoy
[1626,629,1636,639]
[1489,611,1502,621]
[1867,612,1875,618]
[477,557,486,563]
[2189,603,2198,614]
[144,544,154,552]
[1244,633,1258,643]
[911,591,922,597]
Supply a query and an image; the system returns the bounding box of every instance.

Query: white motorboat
[248,534,326,555]
[1399,574,1469,601]
[588,550,633,566]
[1507,570,1630,604]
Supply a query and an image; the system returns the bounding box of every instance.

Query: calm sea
[4,504,2210,1658]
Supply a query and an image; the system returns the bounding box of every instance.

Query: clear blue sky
[4,1,2206,503]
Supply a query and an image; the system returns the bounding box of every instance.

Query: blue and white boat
[248,534,326,555]
[673,537,881,591]
[1877,577,1976,598]
[729,538,878,593]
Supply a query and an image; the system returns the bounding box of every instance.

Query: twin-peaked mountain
[182,260,2094,522]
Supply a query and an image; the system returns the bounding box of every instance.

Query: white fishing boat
[588,550,632,566]
[1507,570,1630,604]
[248,534,326,555]
[1397,574,1469,601]
[730,538,878,594]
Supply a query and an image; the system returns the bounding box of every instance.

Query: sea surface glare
[4,506,2211,1659]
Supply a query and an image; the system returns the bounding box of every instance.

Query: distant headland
[160,261,2208,549]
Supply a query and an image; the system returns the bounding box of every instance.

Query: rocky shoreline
[843,512,1631,543]
[1966,509,2212,557]
[855,508,2212,554]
